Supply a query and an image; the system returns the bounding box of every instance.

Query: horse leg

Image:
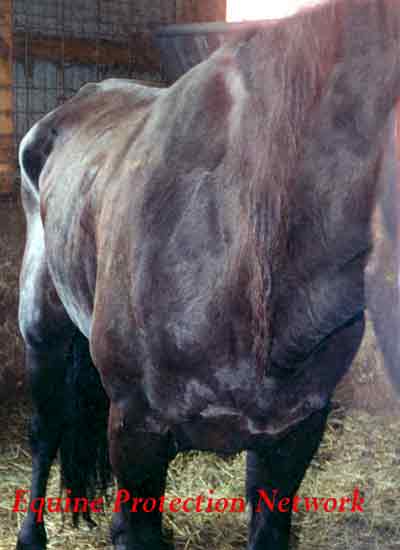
[108,402,172,550]
[246,405,330,550]
[16,192,74,549]
[16,341,72,550]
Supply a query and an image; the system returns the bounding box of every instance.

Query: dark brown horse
[16,1,400,549]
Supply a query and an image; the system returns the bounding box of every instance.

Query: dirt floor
[1,200,400,549]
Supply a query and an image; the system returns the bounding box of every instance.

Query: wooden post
[176,0,227,23]
[175,0,187,23]
[0,0,14,195]
[12,33,160,73]
[175,0,198,23]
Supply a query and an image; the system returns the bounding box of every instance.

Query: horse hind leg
[16,336,73,550]
[16,194,76,549]
[17,239,111,547]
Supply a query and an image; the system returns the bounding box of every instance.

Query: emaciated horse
[16,0,400,548]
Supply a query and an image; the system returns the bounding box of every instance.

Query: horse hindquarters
[17,183,75,549]
[17,159,111,547]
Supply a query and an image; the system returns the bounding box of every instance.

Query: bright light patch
[226,0,318,21]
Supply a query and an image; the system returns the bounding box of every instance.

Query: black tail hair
[59,330,112,527]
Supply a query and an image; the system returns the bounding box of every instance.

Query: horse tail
[19,115,58,200]
[59,329,112,527]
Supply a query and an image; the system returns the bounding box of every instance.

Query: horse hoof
[112,537,173,550]
[16,541,46,550]
[16,528,47,550]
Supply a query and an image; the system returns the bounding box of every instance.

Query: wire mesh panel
[0,0,14,194]
[12,0,177,149]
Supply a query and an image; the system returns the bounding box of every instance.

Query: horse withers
[16,1,400,549]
